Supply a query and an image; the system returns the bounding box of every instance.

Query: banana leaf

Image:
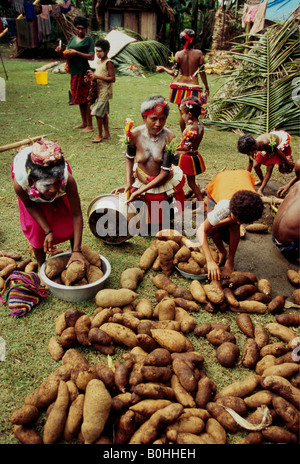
[205,19,300,135]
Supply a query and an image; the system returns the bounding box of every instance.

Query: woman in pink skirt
[11,139,88,268]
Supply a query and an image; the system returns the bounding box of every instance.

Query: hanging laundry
[16,17,38,48]
[12,0,24,15]
[60,1,71,14]
[41,5,50,20]
[6,18,17,36]
[50,4,61,19]
[24,1,36,22]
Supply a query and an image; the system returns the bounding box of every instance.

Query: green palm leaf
[205,19,300,135]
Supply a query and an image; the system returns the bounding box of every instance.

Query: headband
[31,140,63,166]
[182,31,194,49]
[142,100,168,117]
[181,100,201,108]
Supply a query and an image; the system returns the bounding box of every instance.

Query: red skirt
[70,75,90,105]
[173,152,206,176]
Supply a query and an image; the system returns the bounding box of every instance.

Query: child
[86,38,115,143]
[237,131,294,196]
[196,169,264,280]
[172,97,206,209]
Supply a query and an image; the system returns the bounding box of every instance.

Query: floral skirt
[70,74,90,105]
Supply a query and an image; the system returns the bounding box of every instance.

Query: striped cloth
[0,271,48,317]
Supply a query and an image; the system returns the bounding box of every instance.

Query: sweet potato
[100,322,138,348]
[114,409,137,444]
[156,228,182,243]
[61,348,90,370]
[240,339,260,369]
[257,278,272,295]
[95,288,138,307]
[265,322,297,343]
[228,274,253,288]
[81,244,101,267]
[292,288,300,304]
[48,336,64,361]
[55,313,67,335]
[215,374,261,399]
[64,307,86,327]
[235,432,263,444]
[74,315,91,346]
[157,241,174,276]
[133,382,174,400]
[60,327,77,348]
[135,298,153,318]
[137,333,158,352]
[141,365,172,383]
[14,425,43,444]
[261,375,300,407]
[172,357,198,392]
[94,362,115,389]
[272,395,300,434]
[139,246,158,270]
[267,295,287,313]
[129,403,184,444]
[91,307,112,328]
[173,245,191,265]
[223,287,240,308]
[260,342,288,357]
[190,251,207,267]
[81,379,112,444]
[175,307,197,333]
[287,269,300,286]
[206,402,238,433]
[205,418,227,444]
[254,324,269,349]
[236,313,254,338]
[17,258,32,271]
[189,279,207,304]
[174,297,199,312]
[247,292,272,304]
[214,396,248,415]
[206,328,236,346]
[45,255,69,279]
[9,405,39,425]
[262,362,300,378]
[86,265,104,284]
[170,374,196,408]
[153,273,177,294]
[173,286,193,300]
[63,394,84,441]
[143,348,172,367]
[245,223,268,233]
[261,426,298,444]
[276,313,300,326]
[195,377,216,408]
[166,416,205,438]
[203,282,225,304]
[230,300,267,314]
[0,256,16,270]
[216,342,240,367]
[24,378,60,409]
[177,258,202,275]
[150,329,191,353]
[129,399,172,417]
[88,327,112,346]
[155,297,175,321]
[233,284,257,300]
[120,267,144,290]
[43,381,70,444]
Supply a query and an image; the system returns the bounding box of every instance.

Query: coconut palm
[205,18,300,135]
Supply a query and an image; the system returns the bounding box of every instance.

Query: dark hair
[95,38,110,52]
[181,96,202,118]
[141,95,170,117]
[25,155,65,182]
[237,134,256,154]
[73,16,88,29]
[229,190,264,224]
[180,29,195,48]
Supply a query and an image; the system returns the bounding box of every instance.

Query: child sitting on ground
[86,38,115,143]
[197,169,264,280]
[172,96,206,210]
[237,130,294,196]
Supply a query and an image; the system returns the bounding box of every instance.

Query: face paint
[35,177,62,197]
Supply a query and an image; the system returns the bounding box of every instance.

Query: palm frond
[205,19,300,135]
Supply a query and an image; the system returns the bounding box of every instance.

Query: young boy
[197,169,264,280]
[237,131,294,196]
[86,38,115,143]
[172,96,206,207]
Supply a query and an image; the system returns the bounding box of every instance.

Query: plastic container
[40,252,111,302]
[35,72,48,85]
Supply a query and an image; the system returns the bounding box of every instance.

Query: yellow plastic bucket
[35,71,48,85]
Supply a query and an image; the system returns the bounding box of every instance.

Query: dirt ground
[223,179,299,298]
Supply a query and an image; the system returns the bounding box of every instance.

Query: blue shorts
[272,236,300,262]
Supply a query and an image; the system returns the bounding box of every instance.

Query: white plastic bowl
[40,252,111,302]
[175,266,208,281]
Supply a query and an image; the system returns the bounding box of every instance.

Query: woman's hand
[43,231,55,254]
[67,251,90,270]
[206,260,221,281]
[66,48,78,57]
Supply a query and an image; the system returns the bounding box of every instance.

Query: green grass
[0,57,299,445]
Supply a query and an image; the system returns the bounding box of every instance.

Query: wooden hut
[95,0,174,41]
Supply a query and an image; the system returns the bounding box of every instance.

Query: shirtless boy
[156,29,209,131]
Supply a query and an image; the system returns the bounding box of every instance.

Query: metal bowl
[175,266,208,281]
[40,252,111,302]
[87,193,139,245]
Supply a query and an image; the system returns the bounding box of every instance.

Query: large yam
[95,288,138,307]
[151,329,191,353]
[100,322,138,348]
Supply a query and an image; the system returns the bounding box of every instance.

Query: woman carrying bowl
[56,16,95,132]
[11,139,89,269]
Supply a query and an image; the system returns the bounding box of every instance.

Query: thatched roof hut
[95,0,175,41]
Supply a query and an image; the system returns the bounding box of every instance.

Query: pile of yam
[6,229,300,445]
[0,252,38,290]
[45,245,103,286]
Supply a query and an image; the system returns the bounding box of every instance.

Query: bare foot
[103,134,111,139]
[257,188,264,197]
[81,126,94,133]
[218,251,227,267]
[74,123,87,129]
[221,260,234,278]
[255,180,262,186]
[92,137,103,143]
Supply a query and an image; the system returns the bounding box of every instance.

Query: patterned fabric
[31,139,63,166]
[254,130,293,172]
[172,151,206,176]
[0,271,48,317]
[70,74,90,105]
[169,83,207,111]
